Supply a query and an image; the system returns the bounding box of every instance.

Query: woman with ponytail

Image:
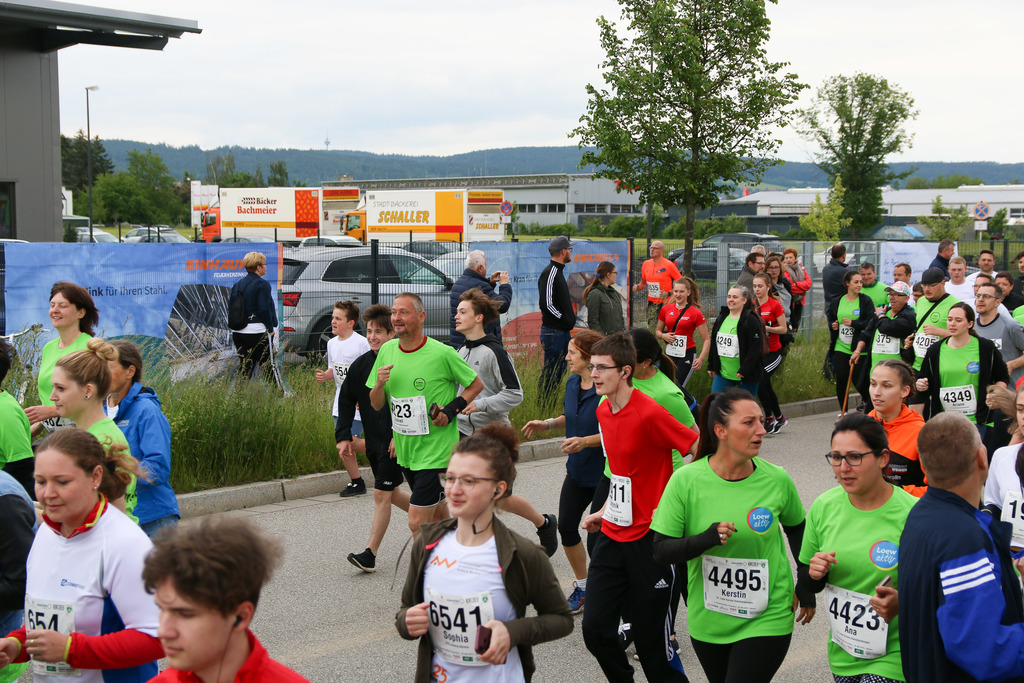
[0,429,161,682]
[397,424,573,683]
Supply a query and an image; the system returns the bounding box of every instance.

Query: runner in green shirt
[26,282,99,435]
[801,413,917,682]
[369,293,483,536]
[907,268,959,373]
[859,262,889,309]
[651,388,813,683]
[50,337,139,523]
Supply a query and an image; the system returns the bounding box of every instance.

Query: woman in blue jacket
[107,340,179,538]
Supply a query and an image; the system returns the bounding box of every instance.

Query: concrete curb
[177,392,852,519]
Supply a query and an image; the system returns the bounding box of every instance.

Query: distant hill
[102,140,1024,191]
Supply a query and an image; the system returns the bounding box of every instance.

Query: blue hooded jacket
[108,382,179,524]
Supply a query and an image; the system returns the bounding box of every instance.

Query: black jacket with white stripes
[538,259,575,332]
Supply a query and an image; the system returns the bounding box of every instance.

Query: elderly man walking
[449,249,511,348]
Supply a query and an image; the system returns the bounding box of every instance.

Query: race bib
[716,332,739,358]
[940,384,976,417]
[665,335,688,358]
[838,325,854,346]
[647,282,661,299]
[602,474,633,527]
[824,584,888,660]
[872,332,899,355]
[702,556,769,619]
[40,416,76,433]
[25,596,80,677]
[391,395,430,436]
[423,586,495,666]
[1002,489,1024,548]
[914,333,939,359]
[332,362,351,390]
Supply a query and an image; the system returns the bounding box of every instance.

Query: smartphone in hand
[475,625,492,655]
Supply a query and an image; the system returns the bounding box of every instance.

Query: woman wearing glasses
[915,303,1009,437]
[799,413,916,683]
[651,388,813,683]
[707,286,764,395]
[867,360,927,498]
[397,424,573,683]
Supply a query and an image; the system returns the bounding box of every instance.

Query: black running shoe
[537,514,558,557]
[348,548,376,573]
[340,479,367,497]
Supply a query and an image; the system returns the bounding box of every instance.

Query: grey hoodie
[456,333,524,433]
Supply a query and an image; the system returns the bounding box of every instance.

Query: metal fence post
[801,240,814,342]
[716,242,729,312]
[371,239,379,306]
[627,236,634,328]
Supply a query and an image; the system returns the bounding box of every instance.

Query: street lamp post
[85,85,99,242]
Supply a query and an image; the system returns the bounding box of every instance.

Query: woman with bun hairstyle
[106,340,179,537]
[522,329,606,614]
[827,270,874,412]
[584,261,625,336]
[397,424,573,683]
[52,339,138,522]
[707,286,764,395]
[657,277,710,398]
[0,429,161,682]
[915,303,1009,437]
[25,282,99,434]
[651,388,813,683]
[867,359,928,498]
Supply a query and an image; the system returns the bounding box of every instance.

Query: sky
[57,0,1024,164]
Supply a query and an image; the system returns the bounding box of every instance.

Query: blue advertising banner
[4,243,282,374]
[470,239,631,354]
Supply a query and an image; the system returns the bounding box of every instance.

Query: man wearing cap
[538,235,576,399]
[632,240,681,329]
[904,268,960,408]
[851,280,916,393]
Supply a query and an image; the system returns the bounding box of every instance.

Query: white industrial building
[324,173,646,229]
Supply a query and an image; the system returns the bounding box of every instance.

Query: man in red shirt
[581,333,697,682]
[633,241,682,330]
[142,517,309,683]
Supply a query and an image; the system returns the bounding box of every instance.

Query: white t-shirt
[945,279,975,302]
[26,504,159,682]
[984,444,1024,547]
[423,532,523,683]
[328,333,371,417]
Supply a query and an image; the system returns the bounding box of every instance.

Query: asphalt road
[215,411,843,682]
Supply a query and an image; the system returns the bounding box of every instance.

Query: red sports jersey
[658,303,706,349]
[759,297,786,353]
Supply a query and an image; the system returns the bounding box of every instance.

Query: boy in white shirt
[316,301,371,496]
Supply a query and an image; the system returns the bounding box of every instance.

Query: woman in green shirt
[50,338,139,523]
[801,412,916,683]
[827,270,874,413]
[707,286,764,396]
[25,282,98,435]
[915,303,1009,439]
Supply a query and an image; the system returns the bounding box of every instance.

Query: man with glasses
[735,251,764,294]
[850,280,916,387]
[538,236,576,400]
[973,282,1024,455]
[579,333,696,682]
[634,241,681,330]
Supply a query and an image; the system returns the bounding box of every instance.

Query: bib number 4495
[706,564,763,592]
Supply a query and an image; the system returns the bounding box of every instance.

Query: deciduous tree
[571,0,804,276]
[799,174,852,241]
[918,196,973,242]
[795,73,918,236]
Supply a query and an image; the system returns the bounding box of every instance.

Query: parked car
[671,246,748,281]
[297,235,361,247]
[280,246,454,354]
[75,229,118,243]
[121,226,179,243]
[220,236,277,243]
[137,231,191,243]
[403,241,465,258]
[699,232,785,254]
[430,249,472,280]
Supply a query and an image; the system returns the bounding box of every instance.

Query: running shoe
[537,514,558,557]
[347,548,376,573]
[773,416,787,433]
[764,417,776,435]
[339,479,367,497]
[567,582,585,615]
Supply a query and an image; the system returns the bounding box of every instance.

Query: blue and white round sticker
[747,507,774,534]
[967,361,980,375]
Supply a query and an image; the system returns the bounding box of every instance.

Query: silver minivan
[280,246,453,354]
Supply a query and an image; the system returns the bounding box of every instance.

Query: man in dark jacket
[928,239,955,280]
[538,236,576,399]
[821,243,849,310]
[449,249,512,348]
[899,413,1024,683]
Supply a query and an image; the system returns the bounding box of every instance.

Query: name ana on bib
[824,584,888,660]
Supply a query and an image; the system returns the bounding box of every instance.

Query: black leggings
[690,633,792,683]
[233,331,272,380]
[557,473,605,555]
[2,457,35,500]
[757,350,783,419]
[790,302,804,331]
[832,350,854,411]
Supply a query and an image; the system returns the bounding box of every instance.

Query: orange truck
[338,189,506,243]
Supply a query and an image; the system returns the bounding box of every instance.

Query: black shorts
[367,449,403,491]
[401,466,446,508]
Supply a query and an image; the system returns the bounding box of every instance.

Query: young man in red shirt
[142,517,309,682]
[581,332,698,682]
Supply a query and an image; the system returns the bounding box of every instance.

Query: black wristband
[442,396,469,421]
